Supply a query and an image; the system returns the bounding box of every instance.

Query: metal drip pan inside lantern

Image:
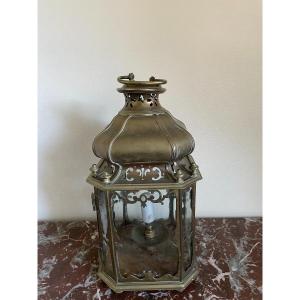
[117,220,178,280]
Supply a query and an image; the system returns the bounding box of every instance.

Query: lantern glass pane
[95,189,113,277]
[182,186,193,271]
[111,189,178,280]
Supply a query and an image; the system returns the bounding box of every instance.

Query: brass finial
[99,171,112,184]
[90,164,98,177]
[176,169,184,183]
[191,162,199,177]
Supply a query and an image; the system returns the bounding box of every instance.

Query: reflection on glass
[111,189,179,280]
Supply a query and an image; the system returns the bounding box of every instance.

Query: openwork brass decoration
[112,190,174,206]
[87,74,202,293]
[125,93,159,108]
[127,270,175,281]
[125,165,164,182]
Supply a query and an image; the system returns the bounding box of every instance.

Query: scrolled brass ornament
[87,74,202,293]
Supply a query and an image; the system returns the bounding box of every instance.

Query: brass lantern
[87,74,202,293]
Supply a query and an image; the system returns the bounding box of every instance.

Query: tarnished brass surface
[93,74,195,164]
[87,155,202,188]
[97,267,199,293]
[87,74,202,293]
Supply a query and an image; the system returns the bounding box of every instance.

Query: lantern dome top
[92,74,195,164]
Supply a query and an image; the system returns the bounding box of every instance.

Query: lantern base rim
[97,266,199,293]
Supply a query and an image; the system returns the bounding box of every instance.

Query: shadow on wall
[38,102,106,220]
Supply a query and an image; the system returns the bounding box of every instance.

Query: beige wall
[38,0,261,220]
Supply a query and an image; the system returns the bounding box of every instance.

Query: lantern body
[87,74,201,292]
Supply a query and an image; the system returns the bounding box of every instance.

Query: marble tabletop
[38,218,262,300]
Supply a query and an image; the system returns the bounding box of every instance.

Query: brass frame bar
[95,189,103,238]
[121,191,129,225]
[175,189,184,281]
[191,183,197,267]
[105,191,119,282]
[168,193,175,225]
[94,188,104,271]
[122,201,129,225]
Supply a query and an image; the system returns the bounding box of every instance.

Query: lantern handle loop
[117,73,167,85]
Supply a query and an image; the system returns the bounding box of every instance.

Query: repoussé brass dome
[92,74,195,164]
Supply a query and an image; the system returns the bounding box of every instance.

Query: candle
[141,200,155,224]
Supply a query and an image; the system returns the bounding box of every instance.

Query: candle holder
[87,74,202,293]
